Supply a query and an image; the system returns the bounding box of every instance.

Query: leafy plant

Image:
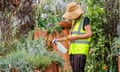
[46,52,64,67]
[111,37,120,55]
[82,0,119,72]
[0,57,10,72]
[6,51,33,72]
[16,37,47,55]
[82,0,109,72]
[26,54,52,71]
[15,37,64,70]
[35,0,74,34]
[0,37,64,71]
[38,14,62,34]
[26,51,64,71]
[0,51,33,72]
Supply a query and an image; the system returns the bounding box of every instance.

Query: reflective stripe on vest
[71,40,89,44]
[71,17,84,35]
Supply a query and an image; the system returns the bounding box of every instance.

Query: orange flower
[102,65,108,70]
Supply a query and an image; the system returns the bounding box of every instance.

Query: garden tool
[52,39,67,54]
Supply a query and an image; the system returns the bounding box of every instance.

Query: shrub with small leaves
[112,37,120,55]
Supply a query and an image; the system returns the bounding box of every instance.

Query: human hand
[52,39,57,44]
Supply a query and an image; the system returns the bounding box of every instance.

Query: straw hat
[62,2,84,20]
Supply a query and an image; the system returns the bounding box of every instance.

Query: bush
[0,37,64,71]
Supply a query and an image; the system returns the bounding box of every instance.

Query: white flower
[41,13,47,19]
[9,64,12,68]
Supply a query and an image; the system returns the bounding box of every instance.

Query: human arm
[56,17,92,41]
[67,25,92,41]
[56,25,92,42]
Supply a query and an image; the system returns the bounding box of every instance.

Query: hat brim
[62,5,84,20]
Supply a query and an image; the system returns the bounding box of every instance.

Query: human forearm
[56,25,92,41]
[56,33,92,42]
[68,33,92,41]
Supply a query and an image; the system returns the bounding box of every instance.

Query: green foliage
[26,55,52,71]
[111,37,120,55]
[26,52,64,71]
[16,37,47,55]
[104,0,119,37]
[32,0,65,34]
[46,52,64,67]
[15,37,64,70]
[0,51,33,72]
[6,51,33,72]
[0,35,64,71]
[83,0,109,72]
[0,57,10,72]
[0,41,16,55]
[38,14,62,34]
[83,0,118,72]
[34,0,75,34]
[0,0,118,72]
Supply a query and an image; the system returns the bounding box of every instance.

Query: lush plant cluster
[112,37,120,55]
[0,51,33,72]
[0,0,119,72]
[34,0,73,34]
[80,0,119,72]
[33,0,61,34]
[0,36,64,72]
[83,0,107,72]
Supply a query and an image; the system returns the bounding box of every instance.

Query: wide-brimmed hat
[62,2,84,20]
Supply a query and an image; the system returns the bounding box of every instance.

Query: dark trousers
[70,54,86,72]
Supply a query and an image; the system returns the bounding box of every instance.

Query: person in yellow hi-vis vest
[55,2,92,72]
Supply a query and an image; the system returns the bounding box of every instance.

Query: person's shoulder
[83,16,90,26]
[84,16,89,20]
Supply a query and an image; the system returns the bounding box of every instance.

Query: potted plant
[118,56,120,72]
[112,37,120,72]
[0,34,64,72]
[33,3,48,39]
[59,21,71,28]
[16,37,64,71]
[32,0,72,71]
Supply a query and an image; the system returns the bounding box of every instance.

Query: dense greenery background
[0,0,119,72]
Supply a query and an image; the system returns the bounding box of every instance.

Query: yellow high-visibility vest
[69,16,91,55]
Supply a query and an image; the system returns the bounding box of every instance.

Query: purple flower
[47,23,54,28]
[44,5,49,10]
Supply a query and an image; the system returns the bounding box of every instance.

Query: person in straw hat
[54,2,92,72]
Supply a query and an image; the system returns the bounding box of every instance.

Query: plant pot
[11,68,19,72]
[118,55,120,72]
[44,63,59,72]
[34,28,40,40]
[34,29,47,40]
[54,31,61,39]
[59,21,71,28]
[34,67,40,72]
[34,70,40,72]
[12,0,20,6]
